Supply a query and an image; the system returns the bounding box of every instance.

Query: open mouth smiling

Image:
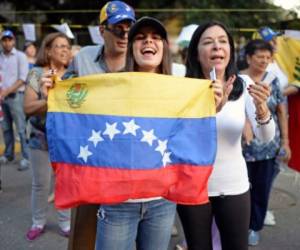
[142,47,156,55]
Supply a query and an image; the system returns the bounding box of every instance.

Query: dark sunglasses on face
[105,26,130,39]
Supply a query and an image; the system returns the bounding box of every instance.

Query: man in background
[0,30,30,171]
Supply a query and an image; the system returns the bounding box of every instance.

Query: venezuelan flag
[47,72,217,209]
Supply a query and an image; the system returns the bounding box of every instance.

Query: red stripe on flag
[52,163,213,209]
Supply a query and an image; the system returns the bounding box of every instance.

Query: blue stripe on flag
[47,113,217,169]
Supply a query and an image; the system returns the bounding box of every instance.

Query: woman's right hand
[212,75,235,112]
[40,69,57,99]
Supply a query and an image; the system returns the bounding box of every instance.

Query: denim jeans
[1,92,29,160]
[95,199,176,250]
[247,159,276,231]
[30,149,70,230]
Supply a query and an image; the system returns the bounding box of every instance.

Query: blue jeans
[95,199,176,250]
[1,92,29,160]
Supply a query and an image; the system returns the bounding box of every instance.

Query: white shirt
[208,74,275,196]
[172,63,186,77]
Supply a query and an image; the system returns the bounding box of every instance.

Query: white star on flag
[123,119,140,136]
[162,152,172,167]
[78,145,92,163]
[88,130,103,147]
[141,129,157,146]
[103,122,120,140]
[155,139,168,155]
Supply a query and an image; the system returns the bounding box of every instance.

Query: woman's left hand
[248,81,271,106]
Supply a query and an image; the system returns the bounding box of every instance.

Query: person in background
[0,30,30,171]
[258,26,291,226]
[70,44,81,62]
[259,27,287,92]
[41,2,136,249]
[177,21,275,250]
[24,41,37,70]
[172,24,198,77]
[24,32,72,241]
[240,39,290,246]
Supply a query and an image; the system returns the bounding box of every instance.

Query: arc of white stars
[141,129,157,146]
[78,145,92,163]
[88,130,103,147]
[122,119,140,136]
[155,139,168,156]
[162,152,172,167]
[103,122,120,140]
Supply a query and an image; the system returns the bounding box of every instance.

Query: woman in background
[24,32,71,241]
[241,39,290,246]
[24,41,37,70]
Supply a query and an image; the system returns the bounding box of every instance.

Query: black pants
[177,190,250,250]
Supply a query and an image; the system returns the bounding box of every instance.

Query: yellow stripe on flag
[48,72,215,118]
[275,37,300,87]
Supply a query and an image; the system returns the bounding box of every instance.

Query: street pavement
[1,151,300,250]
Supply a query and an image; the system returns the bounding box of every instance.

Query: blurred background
[0,0,299,51]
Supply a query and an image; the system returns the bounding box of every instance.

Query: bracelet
[255,104,269,120]
[255,109,269,120]
[255,114,272,126]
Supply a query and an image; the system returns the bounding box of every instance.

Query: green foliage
[135,0,290,31]
[2,0,297,39]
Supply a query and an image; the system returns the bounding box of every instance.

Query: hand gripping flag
[46,72,217,209]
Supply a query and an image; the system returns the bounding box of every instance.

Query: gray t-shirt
[65,45,109,77]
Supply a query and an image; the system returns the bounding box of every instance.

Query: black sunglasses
[105,26,130,39]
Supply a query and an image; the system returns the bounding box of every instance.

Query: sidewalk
[1,154,300,249]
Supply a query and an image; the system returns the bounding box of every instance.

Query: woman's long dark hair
[186,21,243,101]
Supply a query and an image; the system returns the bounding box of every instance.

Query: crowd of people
[0,1,299,249]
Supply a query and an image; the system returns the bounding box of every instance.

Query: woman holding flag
[93,17,225,250]
[177,21,275,250]
[92,16,176,250]
[37,17,225,249]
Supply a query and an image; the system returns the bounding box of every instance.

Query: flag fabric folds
[274,36,300,172]
[46,72,217,209]
[275,36,300,87]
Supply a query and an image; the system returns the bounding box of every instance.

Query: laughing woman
[95,17,225,250]
[94,17,176,250]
